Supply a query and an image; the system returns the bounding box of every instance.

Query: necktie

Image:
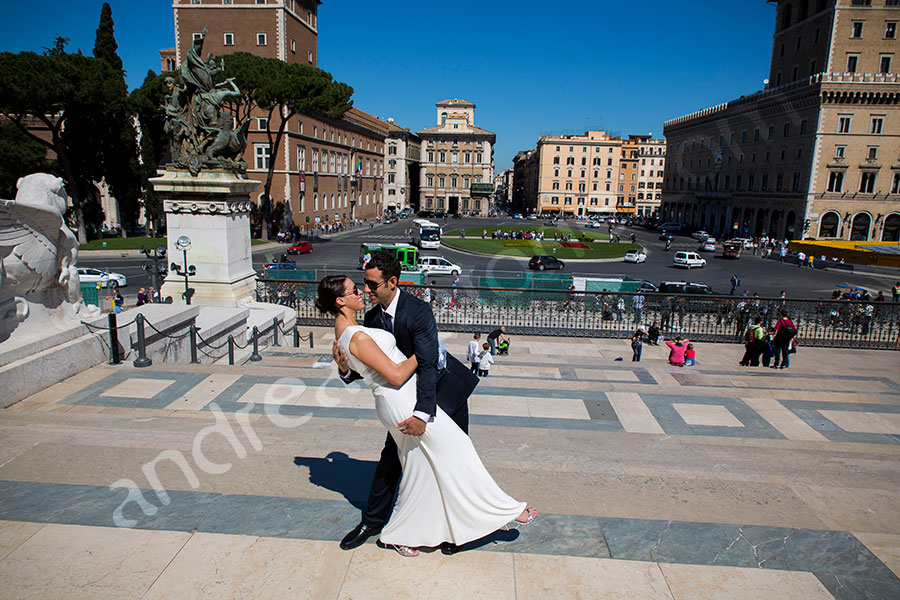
[382,311,393,333]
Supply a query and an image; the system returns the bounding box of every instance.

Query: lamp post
[139,245,167,302]
[170,235,196,305]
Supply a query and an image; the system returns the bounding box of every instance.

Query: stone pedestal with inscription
[150,168,261,307]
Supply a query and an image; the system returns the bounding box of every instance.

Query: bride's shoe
[514,507,538,525]
[389,544,419,557]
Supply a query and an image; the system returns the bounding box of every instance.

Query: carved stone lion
[0,173,98,344]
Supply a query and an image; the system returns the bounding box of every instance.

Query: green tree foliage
[0,121,55,199]
[92,3,141,236]
[0,49,123,242]
[129,69,172,233]
[219,52,353,239]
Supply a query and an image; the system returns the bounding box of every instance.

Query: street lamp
[140,245,167,302]
[170,235,196,305]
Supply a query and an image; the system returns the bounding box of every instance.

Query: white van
[417,256,461,276]
[673,251,707,269]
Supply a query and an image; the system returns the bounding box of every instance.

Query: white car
[623,249,647,263]
[585,221,602,228]
[700,238,717,252]
[691,230,710,241]
[417,256,461,276]
[77,267,127,288]
[527,214,537,220]
[673,251,707,269]
[730,237,755,249]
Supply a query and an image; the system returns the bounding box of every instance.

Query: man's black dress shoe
[440,542,461,555]
[340,523,382,550]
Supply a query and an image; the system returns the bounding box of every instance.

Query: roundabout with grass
[441,225,641,260]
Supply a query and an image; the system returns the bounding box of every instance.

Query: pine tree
[93,3,123,74]
[92,2,140,237]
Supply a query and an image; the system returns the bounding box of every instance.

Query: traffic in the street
[78,215,897,301]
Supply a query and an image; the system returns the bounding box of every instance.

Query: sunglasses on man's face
[363,279,387,291]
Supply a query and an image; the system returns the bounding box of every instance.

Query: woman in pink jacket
[665,338,689,367]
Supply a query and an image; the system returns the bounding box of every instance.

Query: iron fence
[256,279,900,350]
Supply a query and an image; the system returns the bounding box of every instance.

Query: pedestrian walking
[892,282,900,302]
[730,274,740,296]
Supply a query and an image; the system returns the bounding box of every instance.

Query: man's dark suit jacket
[344,290,478,419]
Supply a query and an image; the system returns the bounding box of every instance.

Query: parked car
[673,251,707,269]
[286,241,313,254]
[658,222,682,233]
[657,281,715,295]
[623,249,647,263]
[417,256,461,276]
[528,255,565,270]
[700,238,717,252]
[637,280,659,293]
[512,213,523,219]
[77,267,127,288]
[691,230,710,241]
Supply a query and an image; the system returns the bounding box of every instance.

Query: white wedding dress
[338,325,526,547]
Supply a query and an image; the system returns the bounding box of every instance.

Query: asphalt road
[79,217,898,300]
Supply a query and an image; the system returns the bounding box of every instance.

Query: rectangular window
[767,126,775,141]
[871,117,884,134]
[886,22,898,39]
[776,173,784,191]
[257,117,268,130]
[753,128,760,142]
[880,55,892,73]
[800,119,808,135]
[892,173,900,194]
[868,146,878,160]
[741,130,747,144]
[838,116,852,133]
[860,172,876,193]
[783,122,791,137]
[847,55,859,72]
[224,33,234,46]
[792,173,801,192]
[835,146,846,158]
[257,33,267,46]
[297,146,305,170]
[809,59,817,76]
[476,153,482,163]
[851,0,871,5]
[291,38,296,53]
[254,144,271,170]
[451,152,458,164]
[851,21,864,39]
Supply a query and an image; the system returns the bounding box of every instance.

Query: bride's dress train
[339,325,526,547]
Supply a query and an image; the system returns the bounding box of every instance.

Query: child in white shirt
[478,342,494,377]
[466,333,481,374]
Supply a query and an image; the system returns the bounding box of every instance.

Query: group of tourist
[739,311,798,368]
[464,327,509,377]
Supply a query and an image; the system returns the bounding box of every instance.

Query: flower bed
[559,242,590,249]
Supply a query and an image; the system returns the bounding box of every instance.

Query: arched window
[850,213,871,241]
[441,112,447,125]
[882,214,900,241]
[819,211,839,237]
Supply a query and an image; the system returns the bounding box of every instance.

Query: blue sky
[3,1,776,169]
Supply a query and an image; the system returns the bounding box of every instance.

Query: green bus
[359,243,419,271]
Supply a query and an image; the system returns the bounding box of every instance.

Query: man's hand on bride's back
[397,416,426,436]
[332,340,350,374]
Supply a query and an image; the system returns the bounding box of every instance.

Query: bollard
[189,324,200,364]
[250,326,262,362]
[272,317,281,346]
[108,312,120,365]
[293,327,300,348]
[228,335,235,365]
[133,314,152,367]
[309,330,314,348]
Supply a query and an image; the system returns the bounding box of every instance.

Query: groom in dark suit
[333,249,478,551]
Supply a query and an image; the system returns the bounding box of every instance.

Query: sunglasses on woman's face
[342,285,362,297]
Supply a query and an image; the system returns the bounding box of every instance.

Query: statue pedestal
[150,168,260,307]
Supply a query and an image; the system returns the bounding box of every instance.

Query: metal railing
[256,279,900,350]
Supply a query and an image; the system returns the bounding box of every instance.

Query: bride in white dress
[317,276,536,556]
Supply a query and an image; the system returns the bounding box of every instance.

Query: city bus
[411,219,442,249]
[359,243,418,271]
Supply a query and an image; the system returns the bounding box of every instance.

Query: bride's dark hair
[315,275,349,315]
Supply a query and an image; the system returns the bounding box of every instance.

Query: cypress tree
[93,3,123,74]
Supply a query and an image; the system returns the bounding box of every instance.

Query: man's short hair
[365,249,401,280]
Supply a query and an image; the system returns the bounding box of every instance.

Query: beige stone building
[515,131,625,217]
[417,99,495,216]
[169,0,387,232]
[662,0,900,242]
[625,135,666,217]
[384,120,420,213]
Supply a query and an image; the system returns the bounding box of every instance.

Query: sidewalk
[0,332,898,598]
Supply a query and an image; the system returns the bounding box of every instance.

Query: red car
[287,241,313,255]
